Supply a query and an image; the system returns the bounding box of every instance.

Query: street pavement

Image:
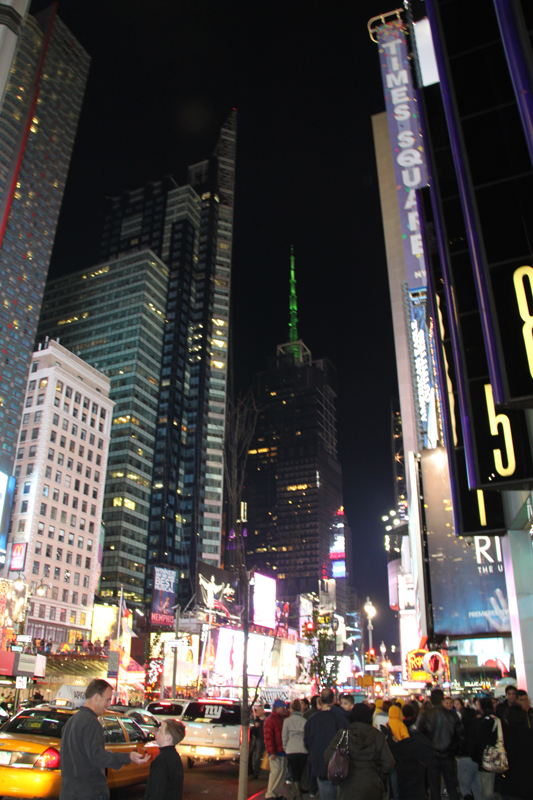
[0,760,288,800]
[108,759,280,800]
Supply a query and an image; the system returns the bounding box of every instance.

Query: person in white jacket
[282,699,308,800]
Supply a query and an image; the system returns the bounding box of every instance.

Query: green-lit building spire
[277,244,311,364]
[289,244,298,343]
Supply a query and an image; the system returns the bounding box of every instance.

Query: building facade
[89,112,235,607]
[371,0,533,688]
[1,340,113,644]
[0,8,89,468]
[36,252,169,604]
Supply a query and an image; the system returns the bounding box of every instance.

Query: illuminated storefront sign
[406,649,433,682]
[9,542,27,572]
[377,19,428,291]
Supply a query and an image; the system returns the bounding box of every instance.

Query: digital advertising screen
[197,562,238,620]
[151,566,176,628]
[248,633,274,676]
[0,472,15,565]
[422,448,510,636]
[253,573,276,629]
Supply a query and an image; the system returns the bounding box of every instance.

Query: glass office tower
[37,252,169,603]
[0,8,89,469]
[39,112,237,607]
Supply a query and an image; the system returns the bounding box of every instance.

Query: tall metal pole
[172,605,180,700]
[367,616,373,652]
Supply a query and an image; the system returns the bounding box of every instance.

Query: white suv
[178,699,241,768]
[145,701,185,722]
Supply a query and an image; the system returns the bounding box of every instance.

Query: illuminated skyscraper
[244,252,351,601]
[0,7,89,470]
[36,252,169,603]
[38,113,237,607]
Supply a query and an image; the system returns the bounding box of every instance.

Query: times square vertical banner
[151,566,176,628]
[377,20,428,291]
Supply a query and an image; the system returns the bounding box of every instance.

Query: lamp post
[363,598,376,700]
[380,641,387,694]
[363,597,376,652]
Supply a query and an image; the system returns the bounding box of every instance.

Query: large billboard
[197,562,239,622]
[151,566,176,628]
[422,448,510,636]
[0,472,15,566]
[253,573,276,629]
[377,18,428,291]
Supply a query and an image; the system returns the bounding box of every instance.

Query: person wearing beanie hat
[264,699,287,800]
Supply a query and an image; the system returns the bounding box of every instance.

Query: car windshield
[182,702,241,725]
[3,709,71,737]
[146,703,183,717]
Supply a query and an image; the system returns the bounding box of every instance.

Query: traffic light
[302,621,315,637]
[365,649,376,664]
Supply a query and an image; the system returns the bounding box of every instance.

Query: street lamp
[363,597,376,652]
[14,573,25,592]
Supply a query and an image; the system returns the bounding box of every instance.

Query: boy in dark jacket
[144,720,185,800]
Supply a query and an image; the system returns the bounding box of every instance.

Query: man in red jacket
[264,699,287,800]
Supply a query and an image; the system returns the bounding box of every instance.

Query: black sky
[36,0,401,648]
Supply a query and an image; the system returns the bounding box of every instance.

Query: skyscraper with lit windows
[1,339,113,643]
[38,113,237,608]
[0,7,89,470]
[244,253,351,602]
[37,252,169,604]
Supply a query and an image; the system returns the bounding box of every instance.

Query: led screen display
[0,472,14,565]
[151,566,176,628]
[253,573,276,629]
[422,448,510,636]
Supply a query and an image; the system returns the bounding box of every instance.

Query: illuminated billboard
[422,448,510,636]
[253,573,276,629]
[9,542,27,572]
[329,532,345,561]
[377,18,428,291]
[332,560,346,579]
[91,603,119,643]
[248,633,274,676]
[197,562,239,621]
[0,471,15,565]
[214,628,244,679]
[151,566,176,628]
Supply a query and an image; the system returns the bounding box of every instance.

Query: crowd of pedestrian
[251,684,533,800]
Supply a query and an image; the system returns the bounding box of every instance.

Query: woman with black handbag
[324,703,395,800]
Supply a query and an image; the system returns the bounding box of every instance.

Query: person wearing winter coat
[372,699,390,731]
[495,705,533,800]
[385,724,433,800]
[466,697,499,800]
[324,703,395,800]
[304,689,348,800]
[282,699,308,800]
[264,700,287,800]
[387,705,409,741]
[415,687,465,800]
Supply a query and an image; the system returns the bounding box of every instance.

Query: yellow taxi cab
[0,704,159,798]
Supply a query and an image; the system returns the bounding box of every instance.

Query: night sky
[34,0,400,648]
